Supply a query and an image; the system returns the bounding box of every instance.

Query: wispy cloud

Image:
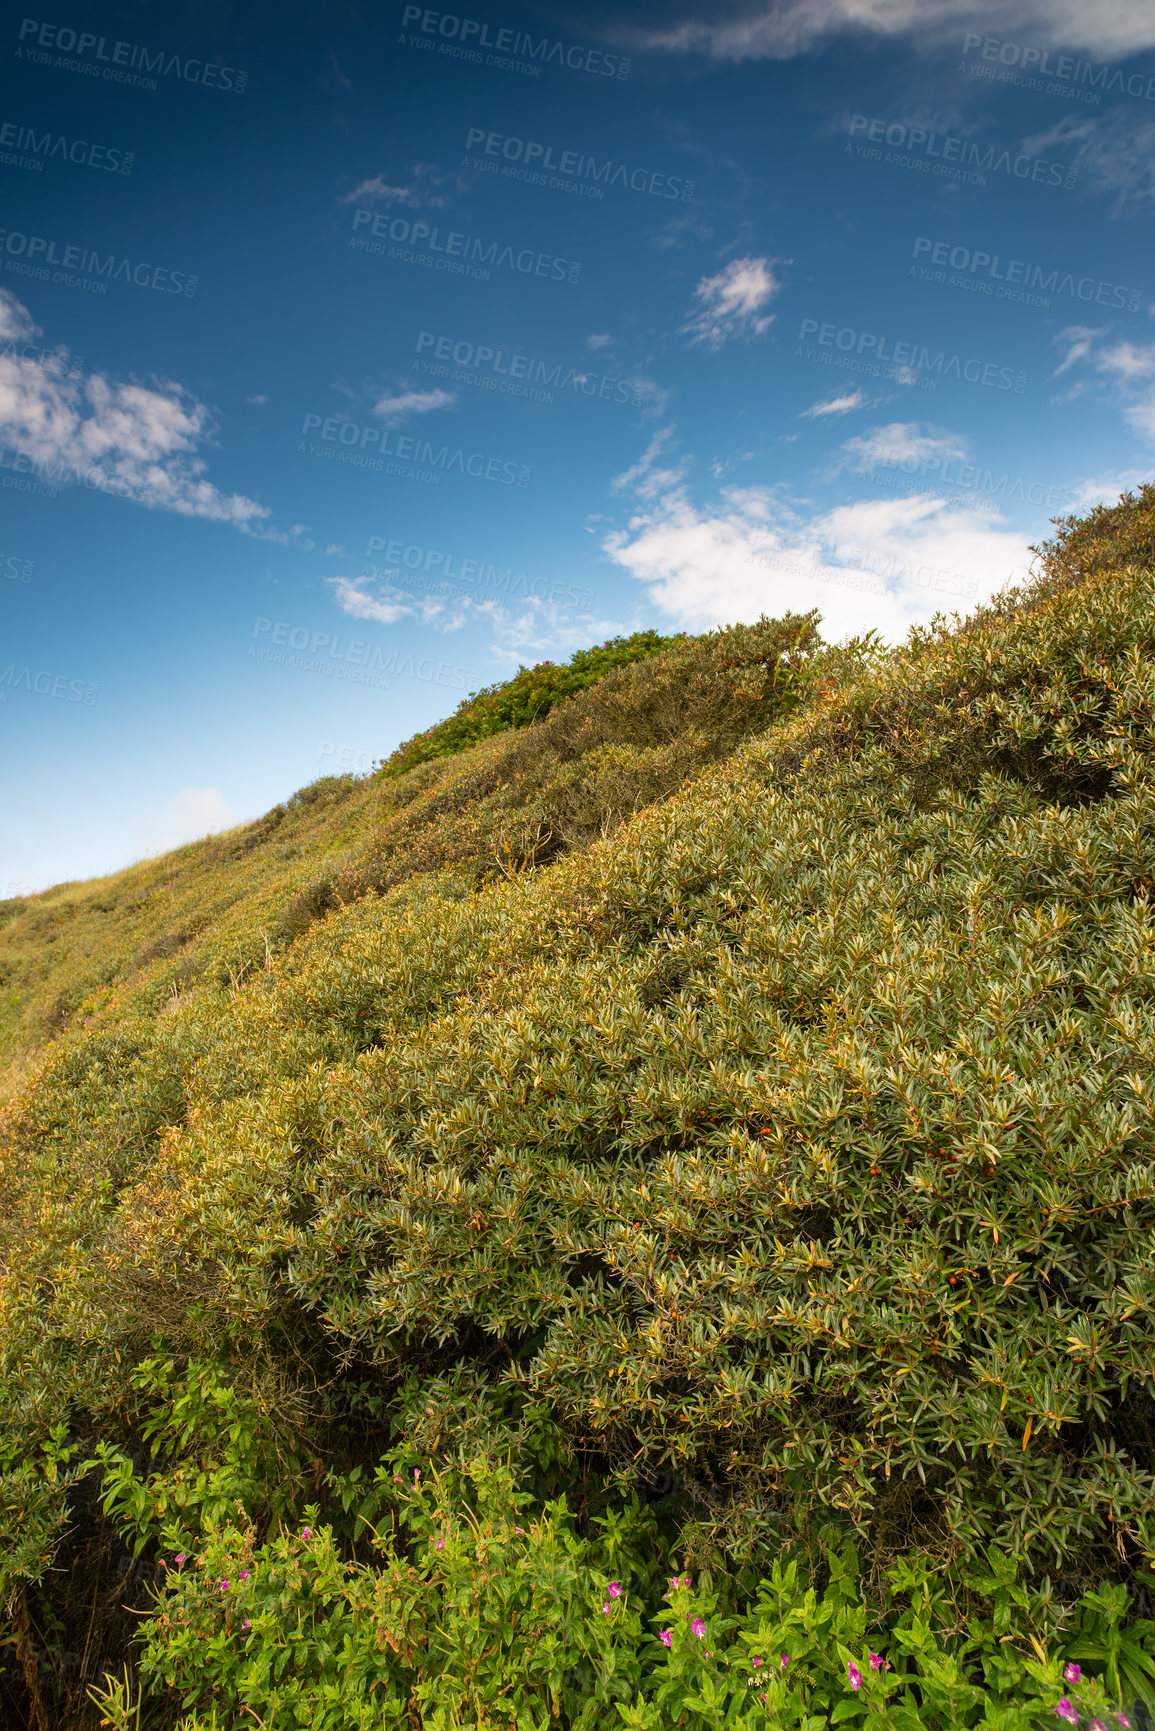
[682,256,785,349]
[0,291,269,531]
[800,389,868,420]
[1050,326,1155,440]
[1024,112,1155,216]
[620,0,1155,63]
[371,387,456,424]
[340,163,469,209]
[838,421,969,473]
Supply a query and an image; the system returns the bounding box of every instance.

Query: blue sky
[3,0,1155,891]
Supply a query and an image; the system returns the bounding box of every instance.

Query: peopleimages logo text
[414,330,643,405]
[847,114,1076,187]
[911,237,1141,311]
[0,119,133,173]
[798,318,1027,392]
[299,414,530,486]
[464,128,694,200]
[0,228,196,294]
[350,210,580,284]
[16,19,247,91]
[251,619,475,691]
[962,33,1155,102]
[401,7,630,78]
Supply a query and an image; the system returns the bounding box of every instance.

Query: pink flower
[435,1539,445,1550]
[218,1579,229,1592]
[660,1630,673,1648]
[393,1474,401,1481]
[608,1582,622,1598]
[239,1570,249,1580]
[1054,1701,1078,1725]
[243,1618,250,1630]
[869,1654,884,1671]
[1090,1721,1108,1731]
[752,1657,762,1668]
[302,1528,311,1540]
[175,1554,186,1565]
[780,1653,789,1673]
[1064,1664,1082,1686]
[848,1662,863,1691]
[1116,1718,1132,1729]
[691,1618,706,1639]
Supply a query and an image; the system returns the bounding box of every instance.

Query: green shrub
[4,497,1155,1726]
[377,630,685,779]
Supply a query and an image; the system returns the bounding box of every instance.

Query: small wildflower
[218,1579,229,1592]
[435,1539,445,1550]
[869,1654,884,1670]
[239,1570,250,1580]
[608,1582,622,1598]
[848,1662,863,1691]
[752,1657,763,1668]
[780,1652,789,1673]
[602,1602,612,1614]
[660,1630,673,1648]
[1054,1701,1078,1725]
[175,1553,186,1565]
[1116,1718,1132,1729]
[393,1474,401,1481]
[243,1618,250,1630]
[1064,1664,1082,1686]
[302,1528,311,1540]
[691,1618,706,1639]
[1089,1721,1108,1731]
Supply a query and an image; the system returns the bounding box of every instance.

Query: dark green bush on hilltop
[4,495,1155,1726]
[377,629,684,779]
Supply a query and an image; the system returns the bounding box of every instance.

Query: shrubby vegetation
[375,629,684,779]
[4,489,1155,1726]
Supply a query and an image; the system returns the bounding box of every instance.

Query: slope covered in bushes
[0,610,816,1098]
[3,491,1155,1728]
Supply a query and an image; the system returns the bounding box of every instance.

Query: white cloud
[0,290,269,530]
[586,333,616,351]
[341,163,467,209]
[1064,470,1152,513]
[1024,112,1155,214]
[132,787,236,861]
[371,386,455,424]
[1052,324,1107,377]
[682,256,785,349]
[625,0,1155,62]
[838,421,969,474]
[325,575,411,627]
[1050,326,1155,440]
[610,426,692,501]
[800,389,868,419]
[603,444,1033,643]
[246,394,268,405]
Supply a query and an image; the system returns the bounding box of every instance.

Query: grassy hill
[3,490,1155,1729]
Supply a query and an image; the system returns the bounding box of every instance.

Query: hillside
[3,489,1155,1729]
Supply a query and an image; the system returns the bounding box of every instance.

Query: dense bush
[4,496,1155,1725]
[376,630,684,779]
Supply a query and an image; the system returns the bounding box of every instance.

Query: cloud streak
[623,0,1155,63]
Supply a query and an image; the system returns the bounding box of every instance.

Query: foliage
[83,1422,1150,1730]
[3,495,1155,1724]
[376,629,684,779]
